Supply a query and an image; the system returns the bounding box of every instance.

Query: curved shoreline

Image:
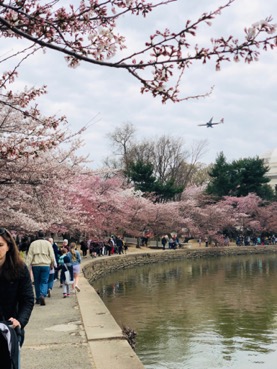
[78,245,277,369]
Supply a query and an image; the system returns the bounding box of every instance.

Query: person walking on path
[80,239,89,257]
[58,247,69,287]
[47,237,61,281]
[198,237,202,247]
[0,227,34,369]
[161,236,167,250]
[25,230,55,306]
[47,257,57,298]
[62,239,69,249]
[68,242,82,292]
[60,254,74,298]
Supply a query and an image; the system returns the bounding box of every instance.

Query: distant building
[261,149,277,188]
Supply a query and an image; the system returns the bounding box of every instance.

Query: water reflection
[93,254,277,369]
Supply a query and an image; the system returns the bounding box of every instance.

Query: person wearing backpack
[0,227,34,369]
[60,254,74,298]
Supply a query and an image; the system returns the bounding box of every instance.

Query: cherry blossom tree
[0,99,87,160]
[216,194,266,238]
[59,173,185,239]
[60,173,150,236]
[140,200,183,239]
[179,186,235,244]
[50,183,277,239]
[5,162,275,240]
[0,136,88,232]
[0,79,90,233]
[257,202,277,234]
[178,187,276,244]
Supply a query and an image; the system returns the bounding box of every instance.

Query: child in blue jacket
[60,255,73,297]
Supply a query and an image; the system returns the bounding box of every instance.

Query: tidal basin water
[93,254,277,369]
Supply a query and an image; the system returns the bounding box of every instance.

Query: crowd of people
[161,235,180,250]
[14,233,130,307]
[21,232,82,305]
[236,234,276,246]
[81,235,128,258]
[16,233,131,303]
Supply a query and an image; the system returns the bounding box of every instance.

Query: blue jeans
[32,265,50,299]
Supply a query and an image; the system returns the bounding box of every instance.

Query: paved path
[21,280,96,369]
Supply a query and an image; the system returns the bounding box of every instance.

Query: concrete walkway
[21,248,150,369]
[21,278,96,369]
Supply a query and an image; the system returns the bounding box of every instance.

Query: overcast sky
[6,0,277,169]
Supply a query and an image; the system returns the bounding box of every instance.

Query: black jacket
[0,263,34,329]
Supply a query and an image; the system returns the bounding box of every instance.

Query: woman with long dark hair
[0,227,34,368]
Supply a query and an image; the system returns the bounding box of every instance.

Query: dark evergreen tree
[126,160,156,193]
[126,160,183,201]
[231,157,272,198]
[206,153,274,200]
[154,179,184,202]
[206,152,233,197]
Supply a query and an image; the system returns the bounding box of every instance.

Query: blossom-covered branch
[0,0,276,104]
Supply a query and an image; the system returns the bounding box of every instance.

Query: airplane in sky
[198,117,224,128]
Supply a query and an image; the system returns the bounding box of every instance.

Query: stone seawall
[83,245,277,283]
